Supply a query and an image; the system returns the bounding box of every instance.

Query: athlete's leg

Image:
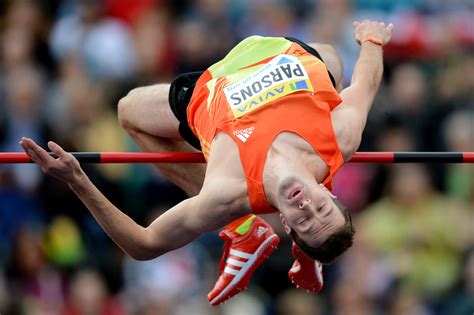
[118,84,180,139]
[118,84,205,196]
[308,43,344,92]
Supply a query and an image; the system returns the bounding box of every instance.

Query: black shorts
[169,71,204,150]
[168,38,336,151]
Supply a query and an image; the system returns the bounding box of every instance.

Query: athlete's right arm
[332,20,394,160]
[19,137,244,260]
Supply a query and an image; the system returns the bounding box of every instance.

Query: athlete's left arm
[331,20,394,160]
[19,137,246,260]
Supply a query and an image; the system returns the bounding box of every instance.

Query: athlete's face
[277,179,346,247]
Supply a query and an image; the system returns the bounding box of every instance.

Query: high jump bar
[0,152,473,164]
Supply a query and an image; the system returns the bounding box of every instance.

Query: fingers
[353,20,394,29]
[48,141,68,159]
[19,138,82,183]
[19,137,53,165]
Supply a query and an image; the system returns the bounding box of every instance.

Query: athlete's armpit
[331,105,363,162]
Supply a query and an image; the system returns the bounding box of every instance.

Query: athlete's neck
[262,145,317,208]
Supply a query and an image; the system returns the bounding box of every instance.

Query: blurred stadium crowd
[0,0,473,314]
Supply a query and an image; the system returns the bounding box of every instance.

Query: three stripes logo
[233,127,255,143]
[224,249,252,276]
[257,226,268,237]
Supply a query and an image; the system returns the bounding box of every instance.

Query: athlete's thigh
[120,83,182,140]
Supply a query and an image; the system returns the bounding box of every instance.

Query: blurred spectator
[122,207,211,314]
[60,269,125,315]
[188,0,237,59]
[333,231,389,313]
[442,110,474,154]
[328,230,384,315]
[47,66,129,180]
[0,169,43,262]
[132,9,176,82]
[1,65,49,191]
[122,245,203,313]
[49,0,136,80]
[239,0,309,40]
[359,164,472,302]
[330,280,380,315]
[389,63,428,117]
[389,288,433,315]
[375,123,416,152]
[333,163,373,212]
[2,0,55,74]
[221,290,267,315]
[386,63,434,151]
[308,0,350,45]
[275,288,324,315]
[6,226,64,315]
[43,216,86,268]
[367,122,417,201]
[174,18,225,73]
[441,248,474,315]
[104,0,159,25]
[68,80,128,181]
[1,26,35,73]
[45,56,91,141]
[442,110,474,203]
[0,268,8,314]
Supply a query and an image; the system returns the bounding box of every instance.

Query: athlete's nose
[298,199,311,209]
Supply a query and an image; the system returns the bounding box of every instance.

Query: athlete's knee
[309,43,344,91]
[118,88,141,132]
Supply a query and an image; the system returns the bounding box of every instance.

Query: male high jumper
[21,20,394,305]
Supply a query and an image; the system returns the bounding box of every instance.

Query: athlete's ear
[280,214,291,235]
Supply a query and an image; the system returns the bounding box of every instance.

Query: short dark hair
[290,198,355,264]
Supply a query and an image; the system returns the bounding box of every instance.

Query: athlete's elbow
[129,253,158,261]
[341,135,362,162]
[117,87,144,131]
[338,122,363,161]
[348,137,362,159]
[127,247,163,261]
[118,95,133,131]
[125,237,165,261]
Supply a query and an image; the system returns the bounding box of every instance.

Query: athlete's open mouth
[288,186,304,200]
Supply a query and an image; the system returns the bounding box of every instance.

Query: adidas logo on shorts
[233,127,255,143]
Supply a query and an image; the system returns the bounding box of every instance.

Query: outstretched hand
[353,20,394,46]
[19,137,84,184]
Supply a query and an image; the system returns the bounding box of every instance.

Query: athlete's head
[277,180,355,264]
[308,43,344,92]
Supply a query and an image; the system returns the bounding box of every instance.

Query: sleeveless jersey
[187,36,345,214]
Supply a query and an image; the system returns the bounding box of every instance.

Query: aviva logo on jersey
[224,54,314,118]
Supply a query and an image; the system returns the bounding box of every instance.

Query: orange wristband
[361,35,383,46]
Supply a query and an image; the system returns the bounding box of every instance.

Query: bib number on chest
[224,55,314,118]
